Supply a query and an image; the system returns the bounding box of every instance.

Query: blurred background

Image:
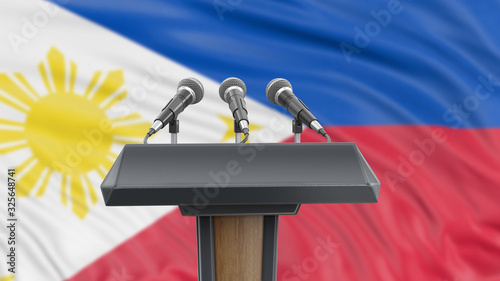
[0,0,499,280]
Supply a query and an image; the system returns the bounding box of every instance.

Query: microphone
[219,77,250,142]
[266,78,330,141]
[144,77,204,143]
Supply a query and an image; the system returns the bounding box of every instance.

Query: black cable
[318,128,331,143]
[240,128,249,143]
[240,133,249,143]
[143,128,155,144]
[324,133,331,143]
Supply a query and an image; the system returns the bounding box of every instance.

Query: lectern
[101,142,380,280]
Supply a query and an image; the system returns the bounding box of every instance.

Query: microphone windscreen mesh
[266,78,292,105]
[219,77,247,102]
[178,77,204,104]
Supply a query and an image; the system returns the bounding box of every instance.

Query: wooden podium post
[101,143,380,281]
[194,211,281,281]
[214,216,263,280]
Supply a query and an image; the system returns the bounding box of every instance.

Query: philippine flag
[0,0,499,281]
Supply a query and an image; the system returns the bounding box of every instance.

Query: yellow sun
[0,47,150,219]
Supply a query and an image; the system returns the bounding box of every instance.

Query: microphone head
[266,78,292,105]
[178,77,204,104]
[219,77,247,102]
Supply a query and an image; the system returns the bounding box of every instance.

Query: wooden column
[214,216,264,281]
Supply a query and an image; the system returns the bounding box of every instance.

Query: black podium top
[101,143,380,206]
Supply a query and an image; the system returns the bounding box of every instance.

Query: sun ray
[0,92,29,114]
[84,71,102,98]
[16,155,36,176]
[61,174,68,206]
[97,165,107,178]
[14,73,41,99]
[112,121,150,138]
[17,159,45,197]
[47,47,66,94]
[0,128,25,143]
[107,151,118,159]
[101,90,127,110]
[0,74,36,107]
[69,174,89,219]
[103,152,117,170]
[0,141,28,154]
[69,61,77,94]
[109,112,142,124]
[90,70,124,105]
[35,169,52,197]
[112,138,137,145]
[0,118,23,128]
[82,174,98,204]
[38,61,54,94]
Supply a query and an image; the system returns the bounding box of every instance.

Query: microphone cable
[241,129,249,143]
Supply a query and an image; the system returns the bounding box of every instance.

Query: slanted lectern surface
[101,143,380,206]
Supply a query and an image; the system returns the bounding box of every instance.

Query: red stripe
[67,125,500,281]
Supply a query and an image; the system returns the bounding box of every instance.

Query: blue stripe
[53,0,500,128]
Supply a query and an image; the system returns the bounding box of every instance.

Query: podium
[101,142,380,281]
